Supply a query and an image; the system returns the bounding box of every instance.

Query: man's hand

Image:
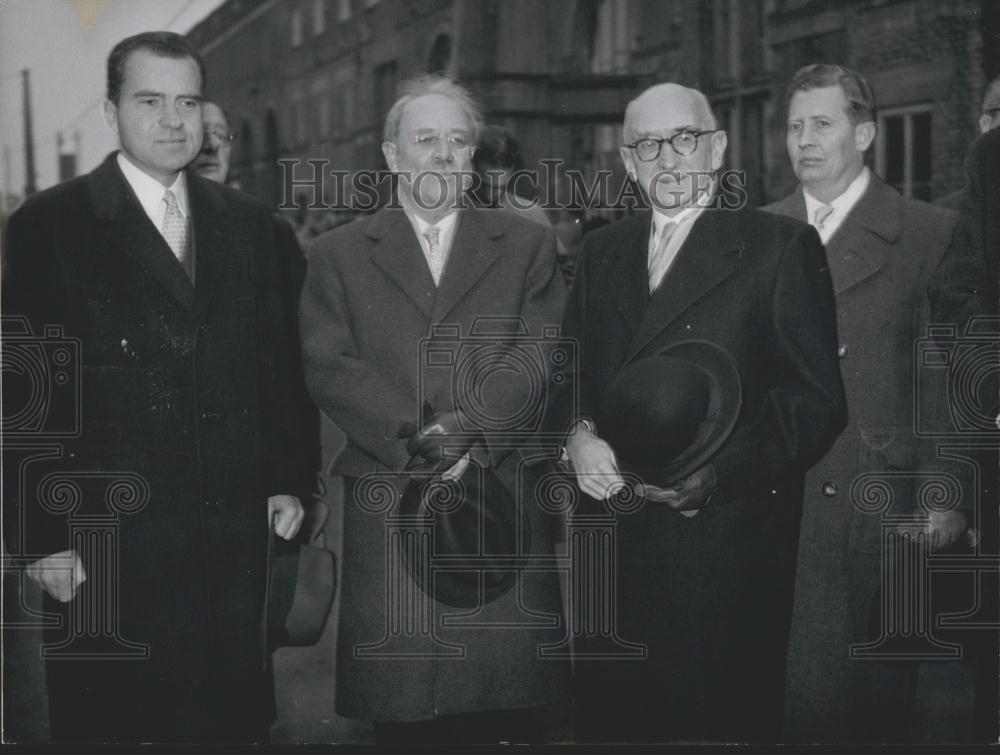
[565,422,626,500]
[403,410,480,469]
[26,550,86,602]
[925,510,969,551]
[268,495,304,540]
[636,464,718,518]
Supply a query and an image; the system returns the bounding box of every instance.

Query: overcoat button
[837,344,848,358]
[822,481,838,497]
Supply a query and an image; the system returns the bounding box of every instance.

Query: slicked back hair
[382,75,484,144]
[785,63,876,125]
[107,31,205,104]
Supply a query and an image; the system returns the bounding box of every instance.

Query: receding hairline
[396,92,476,132]
[623,84,718,140]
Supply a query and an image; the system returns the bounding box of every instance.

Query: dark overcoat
[549,206,847,742]
[2,153,308,742]
[299,205,571,722]
[766,175,965,742]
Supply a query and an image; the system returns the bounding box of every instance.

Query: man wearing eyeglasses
[550,82,846,743]
[192,101,235,183]
[299,75,569,744]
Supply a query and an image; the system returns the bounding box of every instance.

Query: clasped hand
[397,409,480,478]
[565,422,717,516]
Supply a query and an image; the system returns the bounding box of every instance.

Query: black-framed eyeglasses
[624,129,722,161]
[205,127,236,144]
[984,107,1000,118]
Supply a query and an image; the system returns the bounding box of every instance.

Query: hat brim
[614,340,742,488]
[399,466,524,609]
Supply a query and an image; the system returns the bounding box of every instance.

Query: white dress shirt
[116,153,190,254]
[803,166,871,245]
[648,202,708,292]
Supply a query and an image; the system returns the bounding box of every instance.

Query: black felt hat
[597,340,742,488]
[399,464,526,608]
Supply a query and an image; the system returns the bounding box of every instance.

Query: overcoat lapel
[822,179,898,295]
[626,209,742,362]
[431,207,504,324]
[608,213,651,336]
[89,154,196,312]
[774,178,897,295]
[366,208,437,318]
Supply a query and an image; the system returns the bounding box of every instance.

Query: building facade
[186,0,995,214]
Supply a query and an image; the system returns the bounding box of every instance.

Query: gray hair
[382,75,484,144]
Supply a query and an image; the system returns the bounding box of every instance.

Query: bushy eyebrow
[632,124,701,139]
[131,90,202,100]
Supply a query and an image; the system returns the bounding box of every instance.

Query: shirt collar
[803,165,870,221]
[406,208,458,241]
[116,152,189,219]
[650,189,712,244]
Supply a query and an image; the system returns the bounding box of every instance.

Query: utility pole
[22,68,37,195]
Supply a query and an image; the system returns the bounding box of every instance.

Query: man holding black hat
[550,82,847,743]
[300,75,570,744]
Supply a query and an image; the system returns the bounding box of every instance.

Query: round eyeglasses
[624,129,722,161]
[205,127,236,144]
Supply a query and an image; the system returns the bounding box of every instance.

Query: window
[590,0,633,74]
[313,0,326,35]
[337,0,352,23]
[317,91,332,138]
[290,6,303,47]
[875,106,932,201]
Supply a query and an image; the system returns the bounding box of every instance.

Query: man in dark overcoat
[299,75,570,744]
[927,126,1000,744]
[2,32,307,742]
[550,82,847,743]
[765,64,972,742]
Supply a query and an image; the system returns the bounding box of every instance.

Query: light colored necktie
[813,202,834,230]
[422,225,444,285]
[161,189,192,280]
[648,221,678,293]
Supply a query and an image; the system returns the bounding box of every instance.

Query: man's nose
[656,143,679,170]
[431,138,454,163]
[159,102,183,129]
[796,125,814,149]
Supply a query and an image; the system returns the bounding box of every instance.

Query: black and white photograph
[1,0,998,746]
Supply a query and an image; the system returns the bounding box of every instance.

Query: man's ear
[979,114,992,135]
[381,141,398,172]
[854,121,876,152]
[619,145,637,181]
[102,100,119,134]
[710,130,728,171]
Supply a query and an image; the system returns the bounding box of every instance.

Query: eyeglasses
[413,133,473,151]
[624,129,722,161]
[984,107,1000,118]
[205,127,236,144]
